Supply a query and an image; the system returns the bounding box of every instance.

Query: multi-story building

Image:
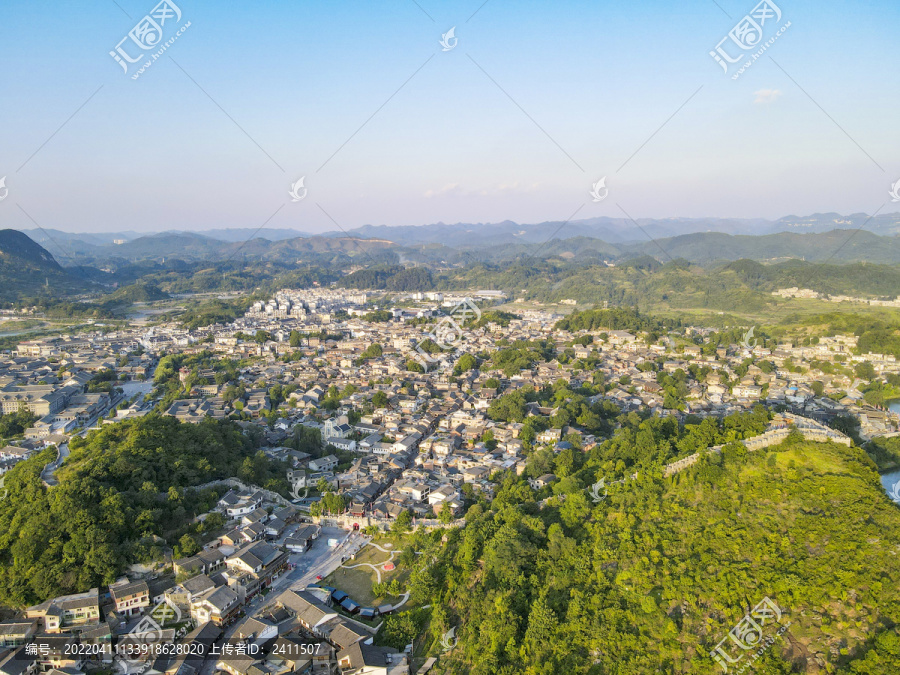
[110,580,150,617]
[26,589,101,632]
[0,620,38,647]
[190,586,240,626]
[223,542,289,601]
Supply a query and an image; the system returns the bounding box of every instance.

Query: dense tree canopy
[422,435,900,674]
[555,307,676,334]
[0,408,37,441]
[0,414,286,606]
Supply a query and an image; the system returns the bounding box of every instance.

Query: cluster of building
[245,290,371,321]
[773,287,900,307]
[2,287,899,674]
[163,289,900,522]
[5,289,898,515]
[0,333,159,478]
[0,475,412,674]
[0,586,408,675]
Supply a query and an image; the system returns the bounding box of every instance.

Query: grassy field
[741,443,849,482]
[768,444,850,474]
[0,319,45,332]
[646,297,900,326]
[323,539,412,607]
[326,566,411,606]
[498,296,900,330]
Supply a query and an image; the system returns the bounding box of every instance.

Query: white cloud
[753,88,782,104]
[424,183,463,199]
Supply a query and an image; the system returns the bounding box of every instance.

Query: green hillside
[425,435,900,674]
[0,229,92,301]
[0,415,290,606]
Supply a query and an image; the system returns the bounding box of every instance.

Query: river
[0,322,49,337]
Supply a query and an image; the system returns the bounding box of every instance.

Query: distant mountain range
[4,212,900,303]
[21,211,900,251]
[0,229,93,300]
[338,212,900,245]
[13,213,900,271]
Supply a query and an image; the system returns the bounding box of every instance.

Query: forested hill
[426,430,900,674]
[0,228,94,299]
[0,415,289,606]
[0,229,61,267]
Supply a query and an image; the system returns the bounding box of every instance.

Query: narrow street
[221,526,365,641]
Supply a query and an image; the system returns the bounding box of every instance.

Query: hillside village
[0,288,898,674]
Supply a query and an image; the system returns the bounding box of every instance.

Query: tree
[431,604,449,641]
[488,391,528,423]
[321,492,346,515]
[0,408,37,440]
[203,512,225,533]
[360,343,383,360]
[439,502,454,524]
[559,491,590,529]
[254,329,271,344]
[222,384,245,404]
[289,330,303,348]
[555,447,575,477]
[550,409,571,429]
[663,390,682,410]
[379,613,421,651]
[481,429,496,450]
[398,548,417,567]
[829,414,861,441]
[409,565,438,605]
[455,353,478,374]
[177,533,199,557]
[386,415,900,673]
[372,391,389,408]
[0,413,287,603]
[523,595,558,656]
[855,361,876,381]
[238,457,255,483]
[392,509,412,535]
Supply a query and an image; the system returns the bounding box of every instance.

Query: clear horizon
[12,209,900,241]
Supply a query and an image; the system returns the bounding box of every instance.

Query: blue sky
[1,0,898,234]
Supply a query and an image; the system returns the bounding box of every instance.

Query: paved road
[145,529,371,672]
[39,376,157,486]
[221,527,365,640]
[286,527,368,590]
[119,380,155,400]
